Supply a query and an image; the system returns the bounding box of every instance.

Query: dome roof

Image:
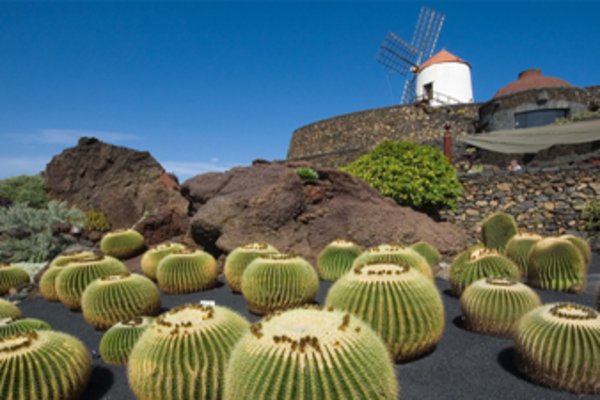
[417,49,469,73]
[494,69,571,98]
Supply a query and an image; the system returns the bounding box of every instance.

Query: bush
[583,197,600,237]
[84,210,110,231]
[0,175,48,208]
[341,141,462,215]
[0,201,84,263]
[295,167,319,183]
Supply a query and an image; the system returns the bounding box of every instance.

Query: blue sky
[1,1,599,180]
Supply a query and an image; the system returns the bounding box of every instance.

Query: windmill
[376,6,445,104]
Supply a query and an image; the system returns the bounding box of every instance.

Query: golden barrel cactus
[140,242,187,281]
[156,249,219,294]
[0,263,30,295]
[316,239,362,281]
[224,242,278,292]
[527,237,585,293]
[100,229,145,259]
[99,316,154,365]
[352,244,433,279]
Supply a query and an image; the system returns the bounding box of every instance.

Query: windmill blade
[411,6,445,65]
[376,32,419,76]
[400,75,417,105]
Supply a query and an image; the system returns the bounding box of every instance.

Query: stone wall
[287,103,480,167]
[440,164,599,245]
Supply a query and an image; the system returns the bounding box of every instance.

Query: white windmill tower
[376,6,473,106]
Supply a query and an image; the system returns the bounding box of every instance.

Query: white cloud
[161,160,235,180]
[0,156,52,179]
[4,129,141,145]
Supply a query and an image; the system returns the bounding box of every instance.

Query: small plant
[449,247,521,296]
[0,174,47,208]
[40,250,97,301]
[140,242,188,281]
[55,254,128,309]
[326,262,444,361]
[410,241,441,267]
[223,307,398,400]
[224,242,279,293]
[527,237,585,293]
[0,299,21,319]
[0,317,51,338]
[128,304,249,400]
[0,263,30,295]
[505,233,542,275]
[352,244,433,279]
[0,331,91,400]
[241,253,319,315]
[100,229,145,259]
[341,140,462,215]
[513,303,600,394]
[481,212,518,252]
[583,197,600,237]
[156,249,219,294]
[316,239,362,281]
[84,210,110,232]
[460,277,541,337]
[0,201,84,263]
[81,273,161,330]
[295,167,319,183]
[99,316,154,365]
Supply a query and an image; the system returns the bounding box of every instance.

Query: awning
[457,119,600,154]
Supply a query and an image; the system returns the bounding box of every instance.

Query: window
[514,109,568,129]
[423,83,433,100]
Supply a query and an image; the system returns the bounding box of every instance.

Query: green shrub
[341,141,462,214]
[84,210,110,232]
[0,175,48,208]
[0,201,84,263]
[295,167,319,183]
[583,197,600,237]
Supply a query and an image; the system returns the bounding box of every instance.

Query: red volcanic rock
[182,162,468,264]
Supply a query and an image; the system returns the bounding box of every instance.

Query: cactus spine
[99,316,153,365]
[505,233,542,275]
[128,304,249,400]
[481,212,518,252]
[140,242,187,280]
[0,264,30,295]
[0,299,21,319]
[54,254,128,310]
[81,273,161,329]
[40,250,97,301]
[460,277,541,337]
[241,254,319,315]
[513,303,600,394]
[100,229,145,259]
[410,241,441,267]
[316,239,362,281]
[0,317,51,338]
[449,248,521,296]
[326,262,444,361]
[527,237,585,293]
[0,331,91,400]
[156,249,219,294]
[224,242,278,292]
[352,244,433,279]
[223,307,398,400]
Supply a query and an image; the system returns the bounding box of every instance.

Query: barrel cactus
[514,303,600,394]
[352,244,433,279]
[326,262,444,361]
[481,212,518,252]
[241,253,319,315]
[0,331,91,400]
[0,299,21,319]
[55,254,128,309]
[449,247,521,296]
[0,263,30,295]
[560,234,592,267]
[140,242,187,281]
[0,317,51,338]
[460,277,541,337]
[527,237,585,293]
[156,249,219,294]
[224,242,279,292]
[316,239,362,281]
[224,307,398,400]
[100,228,145,259]
[99,316,153,365]
[128,303,249,400]
[40,250,97,301]
[81,273,161,329]
[410,240,441,267]
[505,233,542,275]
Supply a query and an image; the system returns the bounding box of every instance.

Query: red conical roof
[494,69,571,98]
[417,49,469,73]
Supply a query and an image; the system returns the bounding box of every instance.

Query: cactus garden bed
[12,252,600,399]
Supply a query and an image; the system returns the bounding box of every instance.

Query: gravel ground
[12,253,600,400]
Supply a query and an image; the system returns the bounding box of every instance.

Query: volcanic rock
[45,137,189,245]
[183,162,468,263]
